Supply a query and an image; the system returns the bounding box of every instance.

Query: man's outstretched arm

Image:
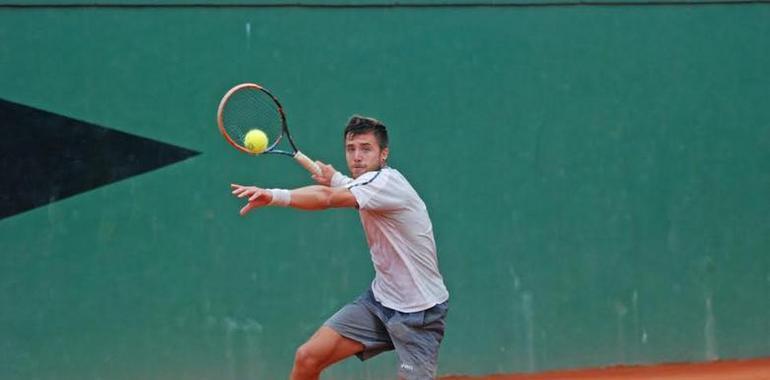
[231,184,358,216]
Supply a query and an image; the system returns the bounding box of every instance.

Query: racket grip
[294,151,321,176]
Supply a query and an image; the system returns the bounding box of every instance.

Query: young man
[230,115,449,380]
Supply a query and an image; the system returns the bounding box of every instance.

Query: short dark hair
[344,115,388,149]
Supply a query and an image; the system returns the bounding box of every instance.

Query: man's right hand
[312,161,337,186]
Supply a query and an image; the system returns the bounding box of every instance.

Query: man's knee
[293,344,324,374]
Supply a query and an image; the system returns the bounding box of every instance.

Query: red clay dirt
[439,357,770,380]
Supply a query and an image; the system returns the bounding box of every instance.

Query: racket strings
[221,88,283,148]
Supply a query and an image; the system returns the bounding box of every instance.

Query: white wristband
[330,171,353,187]
[268,189,291,207]
[330,172,344,187]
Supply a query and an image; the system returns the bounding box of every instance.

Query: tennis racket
[217,83,320,175]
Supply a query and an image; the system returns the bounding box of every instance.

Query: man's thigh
[324,296,394,360]
[299,326,365,368]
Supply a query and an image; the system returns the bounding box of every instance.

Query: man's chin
[350,168,366,178]
[350,164,382,178]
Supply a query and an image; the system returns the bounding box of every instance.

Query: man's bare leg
[290,326,365,380]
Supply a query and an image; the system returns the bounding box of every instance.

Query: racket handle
[294,151,321,176]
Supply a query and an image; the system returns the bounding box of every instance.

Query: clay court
[441,358,770,379]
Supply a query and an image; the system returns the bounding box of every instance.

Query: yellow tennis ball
[244,129,268,154]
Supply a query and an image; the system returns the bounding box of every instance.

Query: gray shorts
[323,288,449,380]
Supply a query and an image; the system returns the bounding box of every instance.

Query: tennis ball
[244,129,268,154]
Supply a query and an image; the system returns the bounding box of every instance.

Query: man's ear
[380,147,389,163]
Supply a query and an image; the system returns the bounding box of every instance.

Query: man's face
[345,131,389,178]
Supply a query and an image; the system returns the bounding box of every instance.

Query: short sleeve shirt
[334,167,449,313]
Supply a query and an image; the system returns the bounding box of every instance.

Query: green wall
[1,3,769,379]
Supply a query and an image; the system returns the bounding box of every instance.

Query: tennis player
[231,115,449,380]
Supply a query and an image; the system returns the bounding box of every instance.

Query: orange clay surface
[440,357,770,380]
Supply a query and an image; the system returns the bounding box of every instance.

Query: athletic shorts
[323,288,449,380]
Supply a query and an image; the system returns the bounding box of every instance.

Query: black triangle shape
[0,98,200,220]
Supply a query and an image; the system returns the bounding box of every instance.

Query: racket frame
[217,83,320,175]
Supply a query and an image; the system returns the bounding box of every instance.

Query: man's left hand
[231,184,272,215]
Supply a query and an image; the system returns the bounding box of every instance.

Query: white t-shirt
[331,167,449,313]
